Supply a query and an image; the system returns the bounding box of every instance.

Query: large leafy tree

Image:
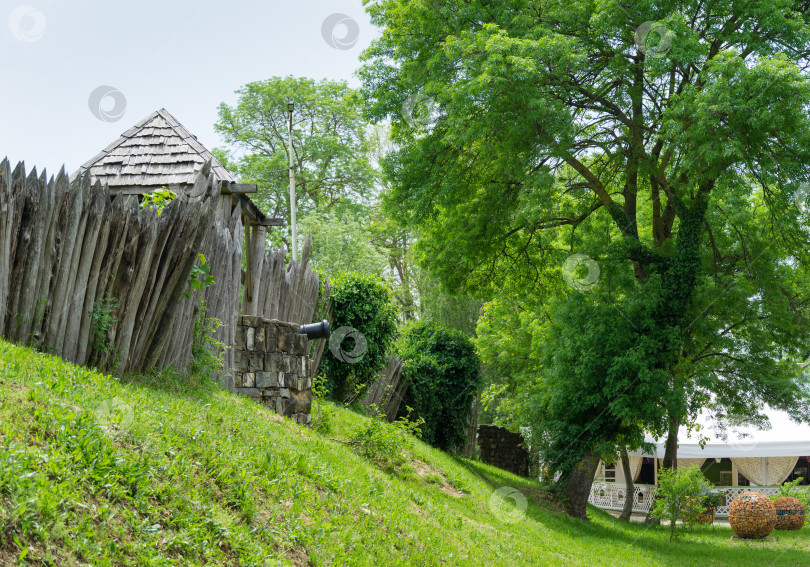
[215,76,379,245]
[361,0,810,518]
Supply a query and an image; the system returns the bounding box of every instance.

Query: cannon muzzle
[298,320,331,340]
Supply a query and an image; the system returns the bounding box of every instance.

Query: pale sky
[0,0,376,175]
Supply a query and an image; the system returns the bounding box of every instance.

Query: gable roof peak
[72,108,234,187]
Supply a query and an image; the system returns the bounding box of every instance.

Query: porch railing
[589,482,781,517]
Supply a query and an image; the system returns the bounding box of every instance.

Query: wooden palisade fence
[361,357,408,421]
[0,157,218,374]
[242,232,324,325]
[162,198,244,378]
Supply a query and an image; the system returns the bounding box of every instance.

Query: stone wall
[233,315,313,425]
[477,424,530,477]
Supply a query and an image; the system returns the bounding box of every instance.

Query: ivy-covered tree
[398,321,481,452]
[361,0,810,518]
[322,272,399,402]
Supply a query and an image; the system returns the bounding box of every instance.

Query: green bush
[348,407,424,471]
[89,297,118,368]
[397,320,481,452]
[189,299,227,382]
[651,465,715,540]
[310,374,337,434]
[321,272,398,402]
[770,477,810,515]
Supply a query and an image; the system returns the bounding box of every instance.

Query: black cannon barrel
[298,320,331,340]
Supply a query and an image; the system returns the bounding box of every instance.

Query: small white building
[590,408,810,516]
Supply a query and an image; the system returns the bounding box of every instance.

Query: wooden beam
[227,183,257,194]
[234,193,281,228]
[253,218,283,227]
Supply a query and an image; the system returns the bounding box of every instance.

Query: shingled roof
[73,108,235,188]
[72,109,282,227]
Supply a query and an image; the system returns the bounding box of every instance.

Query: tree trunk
[619,446,635,521]
[563,448,601,520]
[644,415,679,523]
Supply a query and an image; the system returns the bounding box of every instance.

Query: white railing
[590,482,657,513]
[713,486,780,516]
[589,482,781,517]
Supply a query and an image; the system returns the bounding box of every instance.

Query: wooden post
[245,225,252,303]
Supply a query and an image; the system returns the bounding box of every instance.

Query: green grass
[0,338,809,566]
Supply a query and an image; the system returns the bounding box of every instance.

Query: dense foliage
[361,0,810,517]
[398,321,481,452]
[321,272,399,401]
[214,76,378,247]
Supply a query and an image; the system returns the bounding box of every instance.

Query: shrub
[397,320,481,452]
[348,407,424,471]
[190,299,227,383]
[769,477,810,513]
[140,187,176,214]
[321,272,398,401]
[310,374,337,434]
[650,465,714,540]
[89,297,118,368]
[702,490,724,510]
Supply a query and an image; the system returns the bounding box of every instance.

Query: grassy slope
[0,339,809,566]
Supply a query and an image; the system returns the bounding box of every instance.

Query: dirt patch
[278,543,310,566]
[413,460,463,498]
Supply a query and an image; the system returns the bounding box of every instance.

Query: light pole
[287,101,298,263]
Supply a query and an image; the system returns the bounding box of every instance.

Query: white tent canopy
[628,406,810,459]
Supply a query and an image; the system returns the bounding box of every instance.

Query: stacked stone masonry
[477,424,530,477]
[234,315,313,425]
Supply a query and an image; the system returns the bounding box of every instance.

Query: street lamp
[287,102,297,263]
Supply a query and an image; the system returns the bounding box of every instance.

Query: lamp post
[287,101,297,263]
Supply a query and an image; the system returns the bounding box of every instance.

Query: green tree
[397,321,481,452]
[298,209,388,279]
[651,465,715,540]
[418,273,481,336]
[361,0,810,518]
[215,76,378,246]
[322,272,399,402]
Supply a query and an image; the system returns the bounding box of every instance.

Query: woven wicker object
[773,497,806,531]
[696,508,716,525]
[728,492,777,539]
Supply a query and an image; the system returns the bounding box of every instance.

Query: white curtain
[731,457,799,485]
[733,457,766,485]
[768,457,800,485]
[679,458,706,471]
[630,456,644,482]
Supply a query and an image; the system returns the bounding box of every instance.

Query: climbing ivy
[321,272,398,402]
[397,320,481,452]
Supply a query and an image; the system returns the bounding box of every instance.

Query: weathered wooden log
[63,182,109,362]
[141,170,217,371]
[0,158,12,336]
[34,168,70,346]
[75,185,113,366]
[5,163,35,341]
[15,168,50,345]
[45,171,86,355]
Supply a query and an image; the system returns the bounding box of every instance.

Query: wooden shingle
[72,108,236,187]
[71,108,281,227]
